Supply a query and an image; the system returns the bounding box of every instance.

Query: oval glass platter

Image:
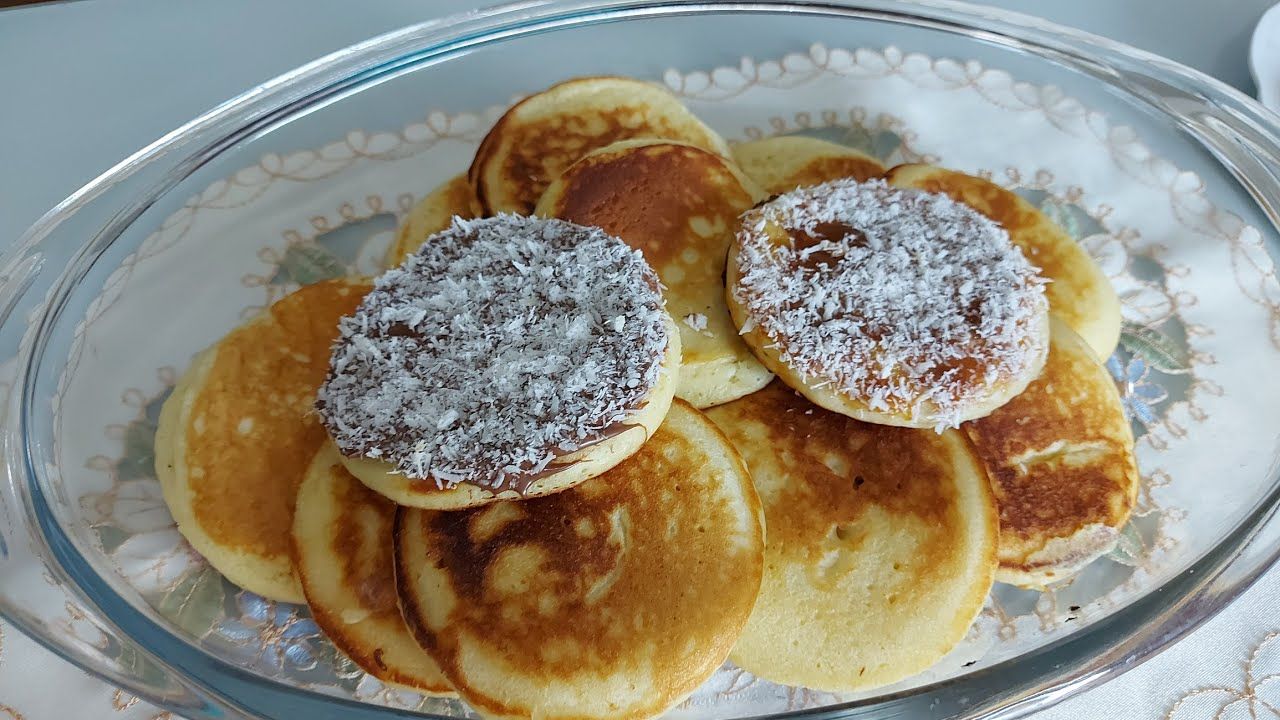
[3,3,1280,720]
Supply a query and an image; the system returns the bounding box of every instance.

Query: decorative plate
[42,43,1280,717]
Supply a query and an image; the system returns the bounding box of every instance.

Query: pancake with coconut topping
[317,214,680,510]
[727,178,1050,429]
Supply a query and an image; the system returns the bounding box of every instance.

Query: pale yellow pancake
[340,311,681,511]
[706,381,998,691]
[395,400,765,720]
[470,76,732,214]
[731,136,885,195]
[385,174,482,268]
[885,164,1121,358]
[964,317,1139,588]
[155,278,371,602]
[537,139,772,408]
[291,443,453,694]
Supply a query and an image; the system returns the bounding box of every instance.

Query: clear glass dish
[3,1,1280,718]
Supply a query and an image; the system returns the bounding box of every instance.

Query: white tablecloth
[1,1,1278,718]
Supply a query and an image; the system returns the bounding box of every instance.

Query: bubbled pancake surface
[385,174,481,268]
[537,140,772,408]
[731,136,886,195]
[291,443,453,694]
[963,317,1139,588]
[885,164,1121,358]
[705,381,998,691]
[155,278,371,602]
[395,400,765,720]
[470,77,731,214]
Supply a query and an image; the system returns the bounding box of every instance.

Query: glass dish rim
[4,1,1280,719]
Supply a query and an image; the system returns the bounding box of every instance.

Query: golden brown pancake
[470,76,732,214]
[731,136,885,195]
[395,400,765,720]
[885,164,1121,358]
[385,174,482,268]
[964,317,1139,588]
[705,381,998,691]
[291,443,453,694]
[728,178,1050,429]
[537,139,772,408]
[155,278,371,602]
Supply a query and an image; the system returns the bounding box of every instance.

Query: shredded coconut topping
[733,178,1048,428]
[316,214,669,490]
[682,313,708,332]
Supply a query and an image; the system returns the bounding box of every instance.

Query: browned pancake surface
[742,384,957,564]
[471,77,729,214]
[396,401,764,720]
[791,155,885,187]
[186,280,369,558]
[731,136,885,196]
[706,380,997,690]
[292,444,452,693]
[539,140,770,407]
[332,480,397,613]
[550,142,753,271]
[964,318,1138,585]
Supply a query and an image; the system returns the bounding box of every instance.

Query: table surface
[2,1,1279,719]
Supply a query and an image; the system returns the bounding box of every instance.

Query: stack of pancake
[155,75,1139,718]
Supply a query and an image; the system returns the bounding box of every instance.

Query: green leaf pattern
[1105,521,1147,567]
[786,125,905,162]
[1119,321,1190,375]
[268,212,397,287]
[156,565,226,637]
[272,243,345,286]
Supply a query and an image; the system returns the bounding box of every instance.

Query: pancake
[705,380,998,691]
[155,278,372,602]
[536,139,773,408]
[885,164,1121,358]
[318,215,680,510]
[963,317,1139,588]
[395,400,765,720]
[728,178,1050,429]
[731,136,885,195]
[385,174,482,268]
[291,443,453,694]
[470,76,732,214]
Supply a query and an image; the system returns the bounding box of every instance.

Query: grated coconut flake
[682,313,708,333]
